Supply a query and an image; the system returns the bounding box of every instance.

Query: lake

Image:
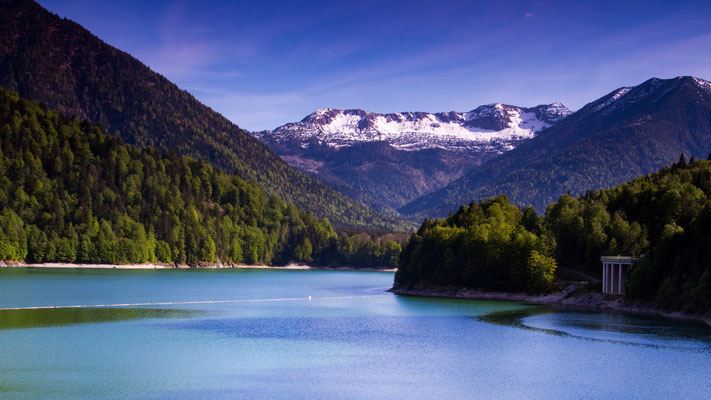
[0,268,710,399]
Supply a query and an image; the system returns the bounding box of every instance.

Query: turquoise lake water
[0,268,710,399]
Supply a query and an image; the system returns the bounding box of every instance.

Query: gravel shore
[390,283,711,326]
[0,261,395,272]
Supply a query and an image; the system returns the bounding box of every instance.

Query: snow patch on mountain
[255,103,571,153]
[596,87,632,111]
[595,76,711,116]
[692,77,711,92]
[691,77,711,99]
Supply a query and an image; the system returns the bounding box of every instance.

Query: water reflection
[479,305,711,352]
[0,307,200,330]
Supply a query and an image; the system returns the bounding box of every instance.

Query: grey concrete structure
[600,256,639,295]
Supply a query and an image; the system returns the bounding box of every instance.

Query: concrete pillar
[610,264,615,294]
[618,263,623,294]
[602,263,606,293]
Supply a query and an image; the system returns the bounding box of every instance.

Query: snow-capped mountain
[590,77,711,117]
[248,102,571,213]
[253,103,571,153]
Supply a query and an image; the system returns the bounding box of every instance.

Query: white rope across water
[0,294,391,311]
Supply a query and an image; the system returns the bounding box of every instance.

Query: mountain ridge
[250,102,570,212]
[0,0,408,231]
[254,102,571,153]
[399,76,711,217]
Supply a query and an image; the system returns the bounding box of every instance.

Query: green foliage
[0,0,408,231]
[155,240,172,263]
[399,155,711,313]
[0,89,400,268]
[293,238,313,263]
[0,209,26,260]
[543,156,711,313]
[400,77,711,218]
[525,251,557,293]
[395,196,556,293]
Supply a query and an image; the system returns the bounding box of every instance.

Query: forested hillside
[266,140,485,213]
[401,76,711,217]
[395,196,558,294]
[0,89,403,267]
[396,156,711,314]
[0,0,407,231]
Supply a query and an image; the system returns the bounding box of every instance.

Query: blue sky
[40,0,711,131]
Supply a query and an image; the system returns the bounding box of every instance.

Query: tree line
[0,89,403,268]
[397,154,711,314]
[396,196,558,293]
[0,0,409,231]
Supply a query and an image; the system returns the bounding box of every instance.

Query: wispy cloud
[40,0,711,129]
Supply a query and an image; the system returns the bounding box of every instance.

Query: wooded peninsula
[396,154,711,315]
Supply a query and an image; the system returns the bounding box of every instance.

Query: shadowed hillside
[0,0,409,231]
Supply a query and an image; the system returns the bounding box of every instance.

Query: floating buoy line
[0,294,390,311]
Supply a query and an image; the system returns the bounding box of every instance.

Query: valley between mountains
[253,76,711,220]
[252,103,571,213]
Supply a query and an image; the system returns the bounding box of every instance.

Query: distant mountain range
[400,76,711,216]
[0,0,407,231]
[253,76,711,219]
[5,2,711,230]
[252,103,570,211]
[255,103,571,152]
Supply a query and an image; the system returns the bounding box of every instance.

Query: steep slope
[401,76,711,216]
[0,88,404,267]
[253,103,570,210]
[261,140,485,213]
[0,0,406,230]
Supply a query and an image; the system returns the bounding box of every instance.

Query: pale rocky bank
[390,283,711,326]
[0,261,395,272]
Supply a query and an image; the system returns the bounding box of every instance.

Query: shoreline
[0,261,396,273]
[390,284,711,326]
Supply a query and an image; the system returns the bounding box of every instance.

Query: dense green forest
[395,196,558,293]
[397,155,711,314]
[0,0,409,231]
[0,89,403,267]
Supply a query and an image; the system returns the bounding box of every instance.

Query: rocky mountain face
[252,103,570,212]
[399,76,711,217]
[255,103,571,152]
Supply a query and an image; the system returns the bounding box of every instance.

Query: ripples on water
[479,305,711,352]
[0,268,710,399]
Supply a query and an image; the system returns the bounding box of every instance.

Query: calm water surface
[0,268,710,399]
